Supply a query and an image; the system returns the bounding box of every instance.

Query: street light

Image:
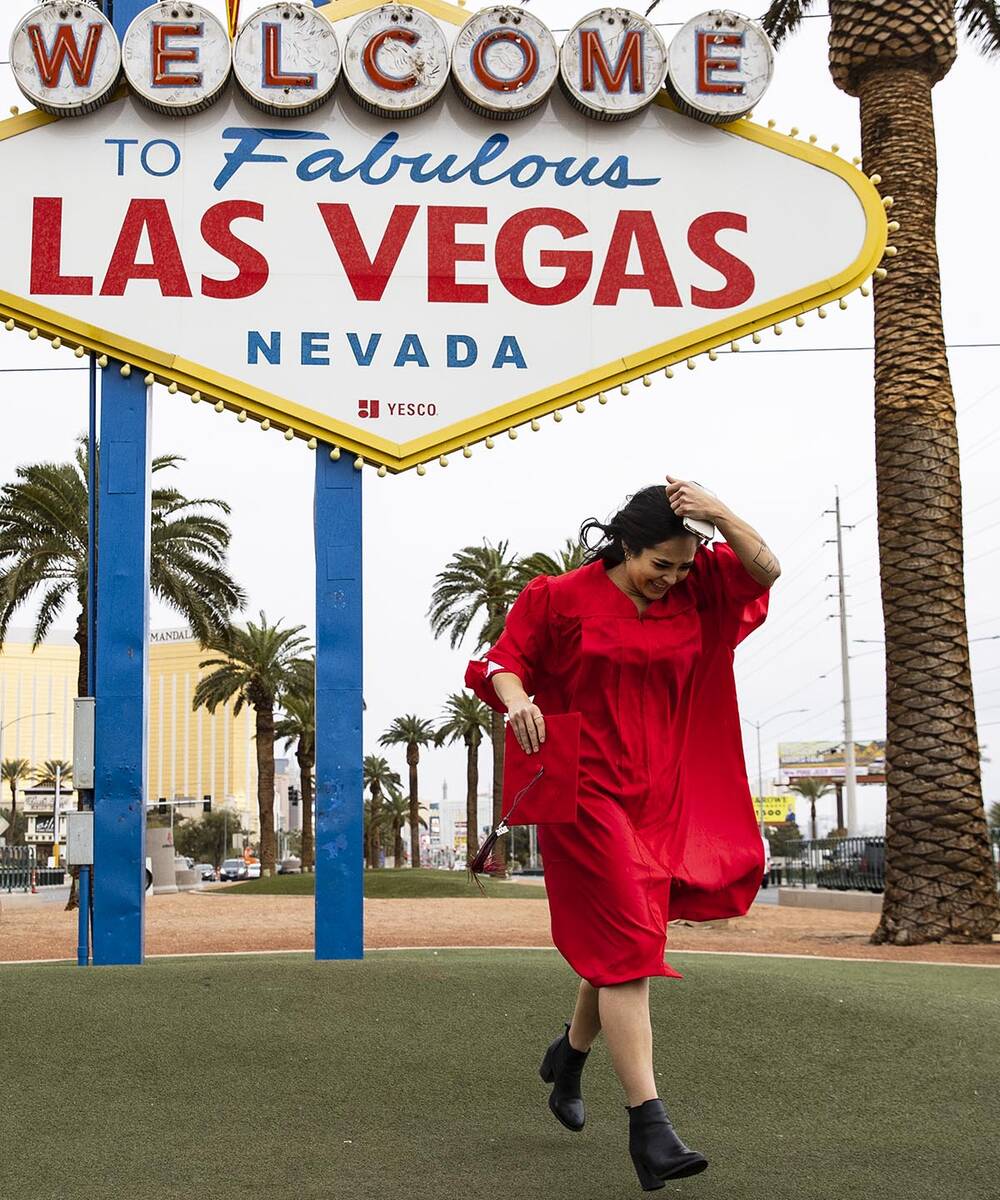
[0,710,56,764]
[741,709,809,836]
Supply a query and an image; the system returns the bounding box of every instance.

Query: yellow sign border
[0,1,888,473]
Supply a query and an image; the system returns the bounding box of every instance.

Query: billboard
[779,741,887,782]
[0,1,890,473]
[751,796,796,824]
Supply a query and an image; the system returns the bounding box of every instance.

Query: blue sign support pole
[314,448,363,960]
[91,0,152,966]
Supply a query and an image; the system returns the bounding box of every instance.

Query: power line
[0,366,90,374]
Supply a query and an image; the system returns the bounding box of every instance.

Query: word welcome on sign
[11,3,773,123]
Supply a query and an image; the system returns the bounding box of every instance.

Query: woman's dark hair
[580,486,691,567]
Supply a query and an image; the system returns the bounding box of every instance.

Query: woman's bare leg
[568,978,601,1051]
[598,977,658,1106]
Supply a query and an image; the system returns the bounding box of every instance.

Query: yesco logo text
[10,4,773,125]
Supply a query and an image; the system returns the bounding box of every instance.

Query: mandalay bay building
[0,628,262,842]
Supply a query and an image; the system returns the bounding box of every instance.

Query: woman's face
[625,535,699,599]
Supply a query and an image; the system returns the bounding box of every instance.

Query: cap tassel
[467,766,544,891]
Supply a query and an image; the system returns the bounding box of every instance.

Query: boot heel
[538,1048,555,1083]
[629,1151,666,1192]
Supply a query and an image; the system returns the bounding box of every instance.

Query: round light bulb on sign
[451,7,558,120]
[559,8,667,122]
[665,10,773,124]
[10,2,122,117]
[343,4,449,119]
[233,3,340,117]
[122,2,231,116]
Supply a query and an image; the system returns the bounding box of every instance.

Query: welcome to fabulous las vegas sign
[0,1,889,473]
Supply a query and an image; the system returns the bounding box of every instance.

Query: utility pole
[826,488,859,836]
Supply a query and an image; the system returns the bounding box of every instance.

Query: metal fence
[0,845,66,892]
[777,828,1000,893]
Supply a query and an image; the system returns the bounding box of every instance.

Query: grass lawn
[2,950,996,1200]
[222,867,547,899]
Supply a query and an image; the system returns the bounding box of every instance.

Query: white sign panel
[0,1,886,473]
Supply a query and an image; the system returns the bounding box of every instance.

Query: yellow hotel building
[0,627,260,836]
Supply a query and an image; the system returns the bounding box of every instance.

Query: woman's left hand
[665,476,726,523]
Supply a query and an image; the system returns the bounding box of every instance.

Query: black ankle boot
[538,1021,590,1131]
[626,1098,708,1189]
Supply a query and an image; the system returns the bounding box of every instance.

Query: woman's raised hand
[507,696,547,755]
[665,475,723,522]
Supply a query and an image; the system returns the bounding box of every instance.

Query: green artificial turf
[2,950,996,1200]
[221,866,547,899]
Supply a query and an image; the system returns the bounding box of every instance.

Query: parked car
[277,856,302,874]
[246,860,261,879]
[219,858,248,882]
[193,862,217,883]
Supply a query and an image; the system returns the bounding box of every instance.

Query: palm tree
[275,659,316,873]
[32,759,74,789]
[761,1,1000,944]
[787,778,834,841]
[378,715,436,869]
[0,438,244,699]
[428,540,522,875]
[363,755,402,869]
[380,787,414,867]
[435,693,491,861]
[1,758,31,843]
[193,613,310,876]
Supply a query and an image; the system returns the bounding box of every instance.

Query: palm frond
[959,0,1000,55]
[759,0,816,48]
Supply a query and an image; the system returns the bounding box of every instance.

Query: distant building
[0,628,266,840]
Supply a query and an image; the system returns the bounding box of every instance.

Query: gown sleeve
[464,574,552,714]
[688,541,771,649]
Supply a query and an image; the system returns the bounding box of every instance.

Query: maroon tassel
[466,766,544,891]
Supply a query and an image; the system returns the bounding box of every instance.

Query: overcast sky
[1,2,998,835]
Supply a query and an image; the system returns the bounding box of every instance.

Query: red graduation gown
[464,542,770,987]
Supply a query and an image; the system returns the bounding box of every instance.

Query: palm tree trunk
[297,746,315,873]
[860,66,999,944]
[407,752,421,869]
[394,825,404,867]
[370,785,382,869]
[9,780,18,842]
[74,603,89,703]
[810,801,817,842]
[466,734,479,861]
[490,710,507,876]
[255,704,277,875]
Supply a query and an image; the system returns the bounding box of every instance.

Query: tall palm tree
[428,540,522,875]
[275,658,316,873]
[1,758,31,844]
[787,778,834,841]
[0,438,244,699]
[762,1,1000,945]
[363,754,402,869]
[435,693,491,861]
[378,715,436,869]
[193,613,310,876]
[380,787,415,867]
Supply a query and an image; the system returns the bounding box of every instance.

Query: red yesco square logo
[358,400,380,419]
